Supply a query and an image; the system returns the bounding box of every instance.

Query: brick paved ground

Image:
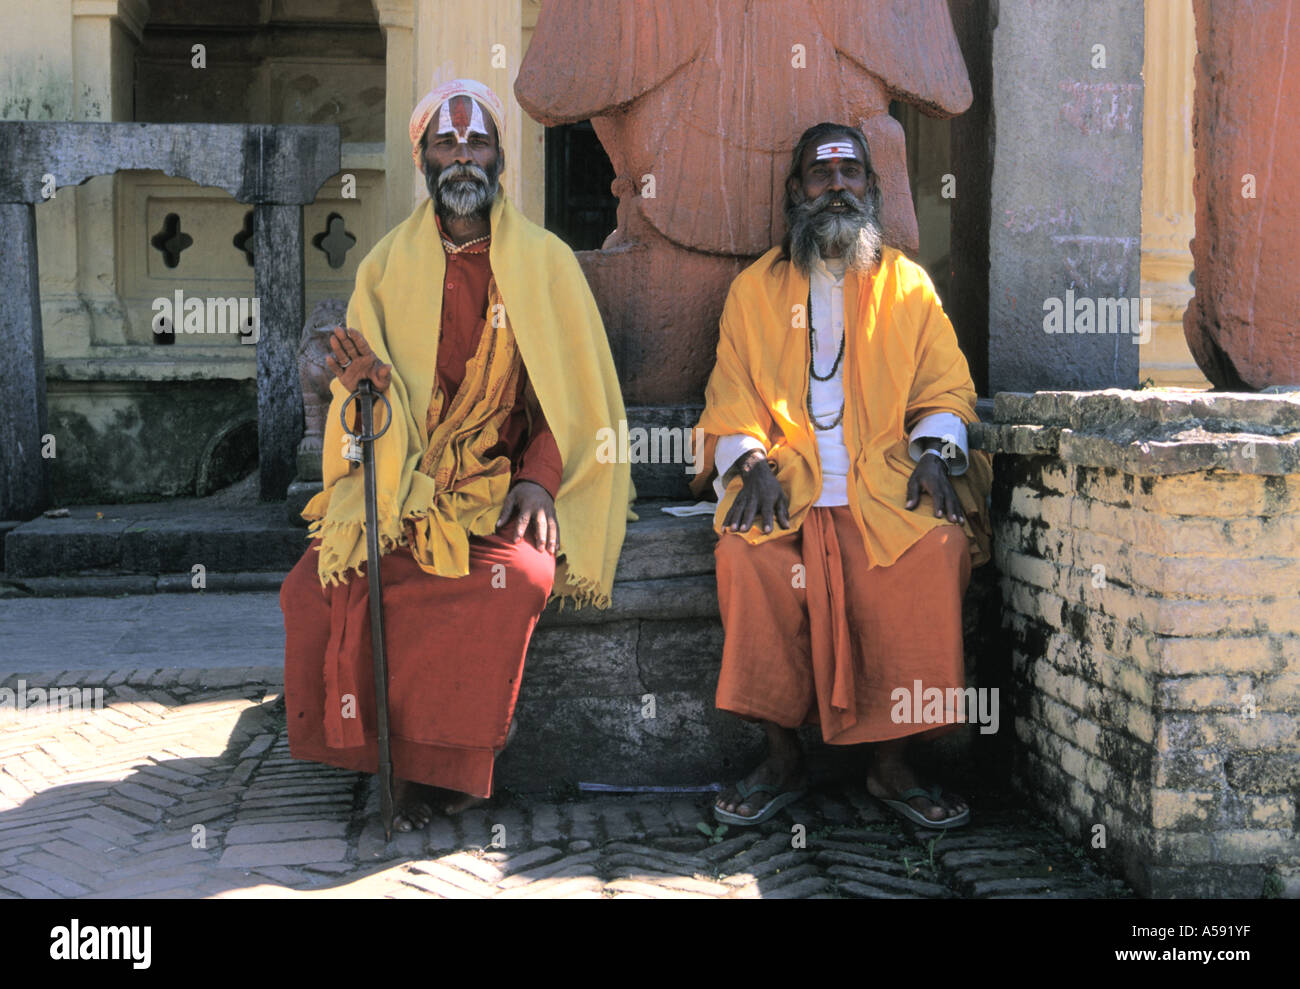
[0,671,1132,899]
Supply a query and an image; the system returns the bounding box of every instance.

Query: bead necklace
[806,282,846,431]
[807,284,845,381]
[442,233,490,254]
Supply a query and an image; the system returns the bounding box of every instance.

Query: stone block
[1152,636,1279,677]
[1156,674,1258,713]
[1151,788,1218,830]
[0,122,340,206]
[612,510,716,582]
[1145,472,1293,518]
[1222,750,1300,796]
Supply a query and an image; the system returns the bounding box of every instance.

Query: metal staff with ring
[339,379,396,839]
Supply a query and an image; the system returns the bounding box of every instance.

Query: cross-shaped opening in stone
[150,212,193,268]
[312,212,356,269]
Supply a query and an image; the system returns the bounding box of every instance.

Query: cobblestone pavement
[0,671,1132,899]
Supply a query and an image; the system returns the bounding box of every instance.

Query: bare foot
[392,778,437,833]
[715,723,805,820]
[866,751,968,824]
[439,790,487,815]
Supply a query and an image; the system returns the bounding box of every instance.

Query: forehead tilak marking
[815,140,859,161]
[435,96,488,143]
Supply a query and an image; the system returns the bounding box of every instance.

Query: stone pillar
[1140,0,1205,388]
[253,203,307,501]
[1184,0,1300,389]
[373,0,417,231]
[988,0,1145,394]
[977,390,1300,897]
[0,203,49,519]
[69,0,148,349]
[412,0,524,207]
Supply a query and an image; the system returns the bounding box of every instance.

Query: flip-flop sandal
[713,780,807,826]
[878,785,970,830]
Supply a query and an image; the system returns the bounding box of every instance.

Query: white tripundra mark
[815,141,857,161]
[436,97,488,144]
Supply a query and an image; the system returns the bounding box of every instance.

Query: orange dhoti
[714,507,971,745]
[281,533,554,798]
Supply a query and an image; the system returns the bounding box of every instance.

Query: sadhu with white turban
[281,79,632,829]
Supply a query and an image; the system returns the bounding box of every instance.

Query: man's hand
[722,451,791,535]
[327,326,392,394]
[905,451,965,524]
[496,480,559,554]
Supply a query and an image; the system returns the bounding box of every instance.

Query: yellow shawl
[303,194,633,608]
[691,246,992,568]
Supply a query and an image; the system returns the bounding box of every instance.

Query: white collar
[811,254,848,283]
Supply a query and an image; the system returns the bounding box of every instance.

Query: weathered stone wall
[978,390,1300,897]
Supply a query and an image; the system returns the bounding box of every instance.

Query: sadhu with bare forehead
[693,122,993,830]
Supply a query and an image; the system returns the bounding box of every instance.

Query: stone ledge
[993,388,1300,430]
[3,499,718,581]
[977,389,1300,475]
[46,352,256,383]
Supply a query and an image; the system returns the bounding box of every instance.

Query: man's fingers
[328,333,350,364]
[332,327,359,361]
[724,492,748,532]
[722,501,737,532]
[531,510,548,552]
[346,327,372,357]
[760,495,775,534]
[776,495,791,529]
[513,506,531,542]
[546,510,559,555]
[495,489,518,531]
[905,473,919,509]
[737,492,759,532]
[944,483,965,524]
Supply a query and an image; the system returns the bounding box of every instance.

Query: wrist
[739,450,771,478]
[920,448,950,474]
[723,448,766,482]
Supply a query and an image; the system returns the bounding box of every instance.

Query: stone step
[3,498,718,582]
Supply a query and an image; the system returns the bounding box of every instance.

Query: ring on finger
[338,358,352,368]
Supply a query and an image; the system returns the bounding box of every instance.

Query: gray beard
[428,162,498,218]
[787,188,883,277]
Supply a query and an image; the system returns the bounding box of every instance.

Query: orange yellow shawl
[691,246,992,568]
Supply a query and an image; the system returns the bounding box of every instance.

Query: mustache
[794,187,871,219]
[436,162,490,188]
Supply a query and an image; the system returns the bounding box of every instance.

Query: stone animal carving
[297,298,349,482]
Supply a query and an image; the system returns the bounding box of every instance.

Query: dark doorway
[544,121,618,251]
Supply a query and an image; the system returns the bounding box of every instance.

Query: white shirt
[714,256,969,500]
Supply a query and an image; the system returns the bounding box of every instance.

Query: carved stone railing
[0,122,341,518]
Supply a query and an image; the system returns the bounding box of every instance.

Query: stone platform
[0,496,1000,789]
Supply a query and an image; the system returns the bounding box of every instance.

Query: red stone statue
[516,0,972,403]
[1185,0,1300,390]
